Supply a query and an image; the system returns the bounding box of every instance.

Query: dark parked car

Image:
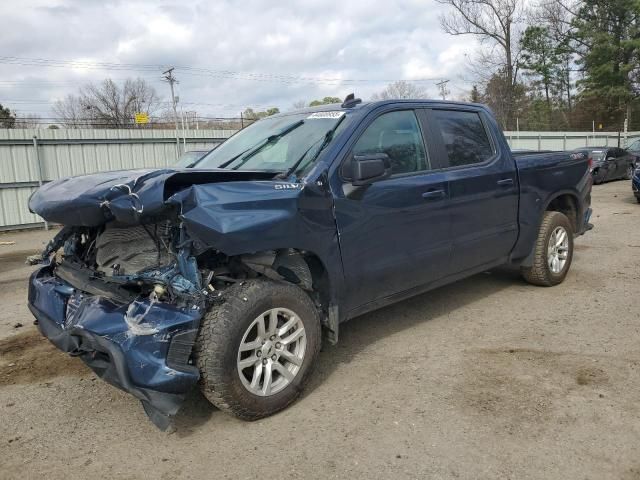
[27,97,593,429]
[576,146,636,184]
[626,138,640,156]
[632,164,640,203]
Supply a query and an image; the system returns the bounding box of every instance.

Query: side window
[432,110,494,167]
[352,110,429,175]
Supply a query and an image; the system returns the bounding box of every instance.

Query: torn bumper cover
[28,264,202,429]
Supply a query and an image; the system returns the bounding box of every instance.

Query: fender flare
[520,190,581,267]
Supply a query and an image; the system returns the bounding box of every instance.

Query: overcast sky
[0,0,479,119]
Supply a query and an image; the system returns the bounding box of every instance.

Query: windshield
[192,111,346,174]
[590,150,606,161]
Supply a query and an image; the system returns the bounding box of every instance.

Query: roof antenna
[341,93,362,108]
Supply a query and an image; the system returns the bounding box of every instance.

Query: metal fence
[0,128,234,230]
[504,130,640,150]
[2,128,640,231]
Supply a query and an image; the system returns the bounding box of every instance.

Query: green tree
[482,73,528,129]
[0,104,16,128]
[571,0,640,125]
[308,96,341,106]
[519,26,560,110]
[242,107,280,120]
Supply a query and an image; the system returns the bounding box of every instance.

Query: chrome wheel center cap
[261,340,276,358]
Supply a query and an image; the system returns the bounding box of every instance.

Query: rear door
[425,108,519,274]
[333,108,451,312]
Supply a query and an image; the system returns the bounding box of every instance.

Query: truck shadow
[305,266,521,395]
[173,266,522,432]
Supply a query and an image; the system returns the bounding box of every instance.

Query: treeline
[439,0,640,131]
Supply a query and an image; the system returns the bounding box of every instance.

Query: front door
[333,109,451,312]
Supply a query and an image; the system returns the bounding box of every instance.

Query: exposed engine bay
[38,221,317,319]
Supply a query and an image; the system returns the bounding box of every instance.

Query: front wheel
[194,278,321,420]
[521,211,574,286]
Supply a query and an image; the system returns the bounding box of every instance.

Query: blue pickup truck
[28,97,592,428]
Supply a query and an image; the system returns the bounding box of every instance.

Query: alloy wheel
[237,308,307,396]
[547,226,569,274]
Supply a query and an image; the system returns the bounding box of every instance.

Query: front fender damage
[27,168,341,428]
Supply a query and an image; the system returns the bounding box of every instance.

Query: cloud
[0,0,480,118]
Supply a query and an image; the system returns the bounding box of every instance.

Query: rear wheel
[521,211,574,286]
[194,278,321,420]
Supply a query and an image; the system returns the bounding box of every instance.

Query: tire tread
[193,279,321,420]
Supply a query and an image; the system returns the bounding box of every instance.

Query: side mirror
[351,153,392,186]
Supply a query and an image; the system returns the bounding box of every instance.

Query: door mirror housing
[351,153,392,186]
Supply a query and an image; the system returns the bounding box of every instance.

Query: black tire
[194,278,321,420]
[521,211,574,287]
[592,170,602,185]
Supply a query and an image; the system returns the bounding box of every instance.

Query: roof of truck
[269,99,489,123]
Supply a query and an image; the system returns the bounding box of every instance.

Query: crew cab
[27,97,593,429]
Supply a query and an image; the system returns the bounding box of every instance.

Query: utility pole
[162,67,180,160]
[435,79,450,100]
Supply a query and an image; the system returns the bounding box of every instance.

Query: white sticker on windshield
[307,111,345,119]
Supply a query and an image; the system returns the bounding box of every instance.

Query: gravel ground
[0,180,639,480]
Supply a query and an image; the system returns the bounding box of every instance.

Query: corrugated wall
[1,128,639,231]
[0,128,234,230]
[504,131,640,151]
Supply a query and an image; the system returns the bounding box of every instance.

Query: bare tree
[291,100,307,109]
[52,94,84,127]
[52,78,160,128]
[371,81,429,100]
[437,0,524,127]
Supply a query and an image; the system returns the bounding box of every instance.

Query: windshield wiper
[217,119,304,170]
[276,116,344,180]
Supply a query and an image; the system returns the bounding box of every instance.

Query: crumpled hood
[29,168,280,227]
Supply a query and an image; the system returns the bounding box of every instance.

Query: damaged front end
[27,167,339,429]
[28,221,212,429]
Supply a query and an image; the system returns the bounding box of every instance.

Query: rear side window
[352,110,429,175]
[432,110,493,167]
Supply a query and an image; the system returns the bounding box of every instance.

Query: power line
[0,55,442,86]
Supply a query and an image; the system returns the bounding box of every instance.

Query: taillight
[588,157,593,168]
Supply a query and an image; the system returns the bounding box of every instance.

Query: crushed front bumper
[28,264,202,429]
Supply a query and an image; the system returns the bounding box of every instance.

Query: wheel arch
[543,191,580,233]
[519,190,581,268]
[212,247,342,344]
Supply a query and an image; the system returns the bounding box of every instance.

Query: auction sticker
[307,111,345,119]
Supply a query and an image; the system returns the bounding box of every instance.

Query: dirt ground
[0,181,639,480]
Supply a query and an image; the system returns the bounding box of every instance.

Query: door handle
[497,178,514,186]
[422,189,445,200]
